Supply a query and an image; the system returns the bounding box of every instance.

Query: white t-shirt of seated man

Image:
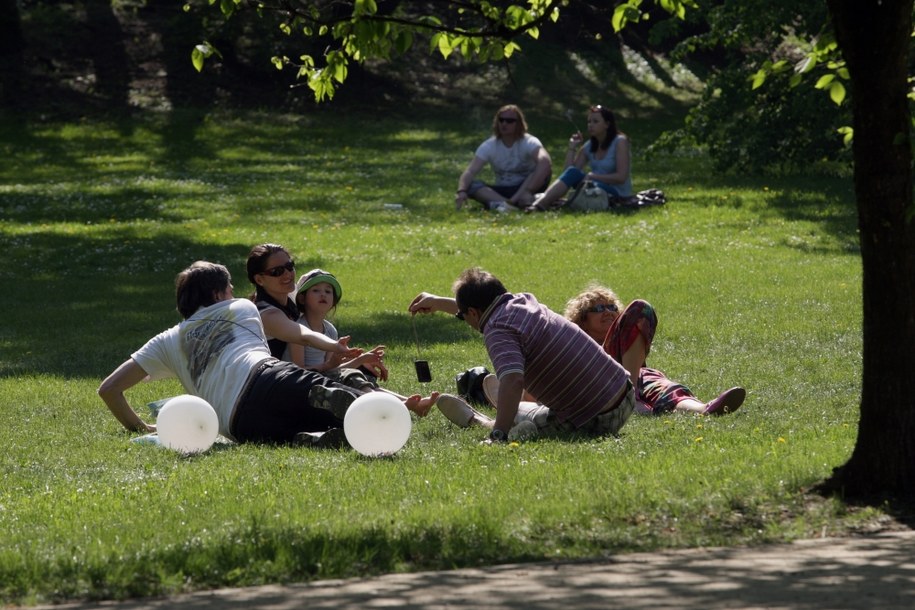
[475,133,544,187]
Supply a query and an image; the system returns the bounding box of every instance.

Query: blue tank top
[585,135,633,197]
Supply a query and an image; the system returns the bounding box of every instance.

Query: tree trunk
[0,0,25,108]
[821,0,915,498]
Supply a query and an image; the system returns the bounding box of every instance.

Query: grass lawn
[0,105,875,605]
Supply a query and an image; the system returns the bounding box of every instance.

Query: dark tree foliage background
[0,0,861,175]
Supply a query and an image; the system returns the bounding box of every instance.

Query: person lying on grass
[409,267,635,444]
[98,261,438,449]
[564,285,745,416]
[478,286,747,416]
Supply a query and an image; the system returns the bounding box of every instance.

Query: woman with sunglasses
[246,243,362,364]
[248,244,438,416]
[564,286,745,416]
[529,105,633,212]
[454,104,552,212]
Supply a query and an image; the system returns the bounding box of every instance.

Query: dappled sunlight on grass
[0,110,872,605]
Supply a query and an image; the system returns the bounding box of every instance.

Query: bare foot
[404,392,441,417]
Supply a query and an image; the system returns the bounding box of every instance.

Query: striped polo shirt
[480,292,629,427]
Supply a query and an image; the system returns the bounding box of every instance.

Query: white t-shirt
[131,299,272,440]
[283,318,338,367]
[474,134,544,186]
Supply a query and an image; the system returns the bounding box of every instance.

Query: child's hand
[325,350,348,369]
[355,346,388,381]
[336,335,363,359]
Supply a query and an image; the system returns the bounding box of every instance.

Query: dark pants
[231,360,359,444]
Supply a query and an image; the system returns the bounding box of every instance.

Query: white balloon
[343,392,412,457]
[156,395,219,454]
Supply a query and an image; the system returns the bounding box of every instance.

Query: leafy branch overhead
[189,0,696,101]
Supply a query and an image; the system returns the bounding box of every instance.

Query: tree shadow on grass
[0,227,470,382]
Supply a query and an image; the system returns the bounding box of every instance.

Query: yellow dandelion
[694,436,703,443]
[777,437,786,443]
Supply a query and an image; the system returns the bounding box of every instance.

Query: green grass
[0,107,869,605]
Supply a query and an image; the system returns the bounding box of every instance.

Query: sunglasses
[498,116,518,124]
[587,303,618,314]
[260,261,295,277]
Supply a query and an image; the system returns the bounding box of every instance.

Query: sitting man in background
[454,104,552,212]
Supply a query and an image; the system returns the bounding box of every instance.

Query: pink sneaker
[703,387,746,416]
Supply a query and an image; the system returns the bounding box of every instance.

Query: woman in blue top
[529,105,632,211]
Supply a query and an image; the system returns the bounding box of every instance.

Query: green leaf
[815,74,835,89]
[191,48,204,73]
[612,3,642,33]
[750,69,767,90]
[394,30,413,55]
[219,0,235,17]
[796,55,816,74]
[837,126,854,146]
[503,40,519,59]
[353,0,367,16]
[437,34,454,59]
[829,81,846,105]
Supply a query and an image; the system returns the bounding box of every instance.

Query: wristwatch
[489,429,508,443]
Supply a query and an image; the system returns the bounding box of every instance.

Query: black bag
[455,365,491,406]
[611,189,667,209]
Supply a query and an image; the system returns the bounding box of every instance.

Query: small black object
[411,315,432,382]
[414,360,432,383]
[489,429,508,443]
[455,365,491,406]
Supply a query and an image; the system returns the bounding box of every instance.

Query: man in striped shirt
[409,268,634,443]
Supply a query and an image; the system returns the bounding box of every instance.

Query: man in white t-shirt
[455,105,552,212]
